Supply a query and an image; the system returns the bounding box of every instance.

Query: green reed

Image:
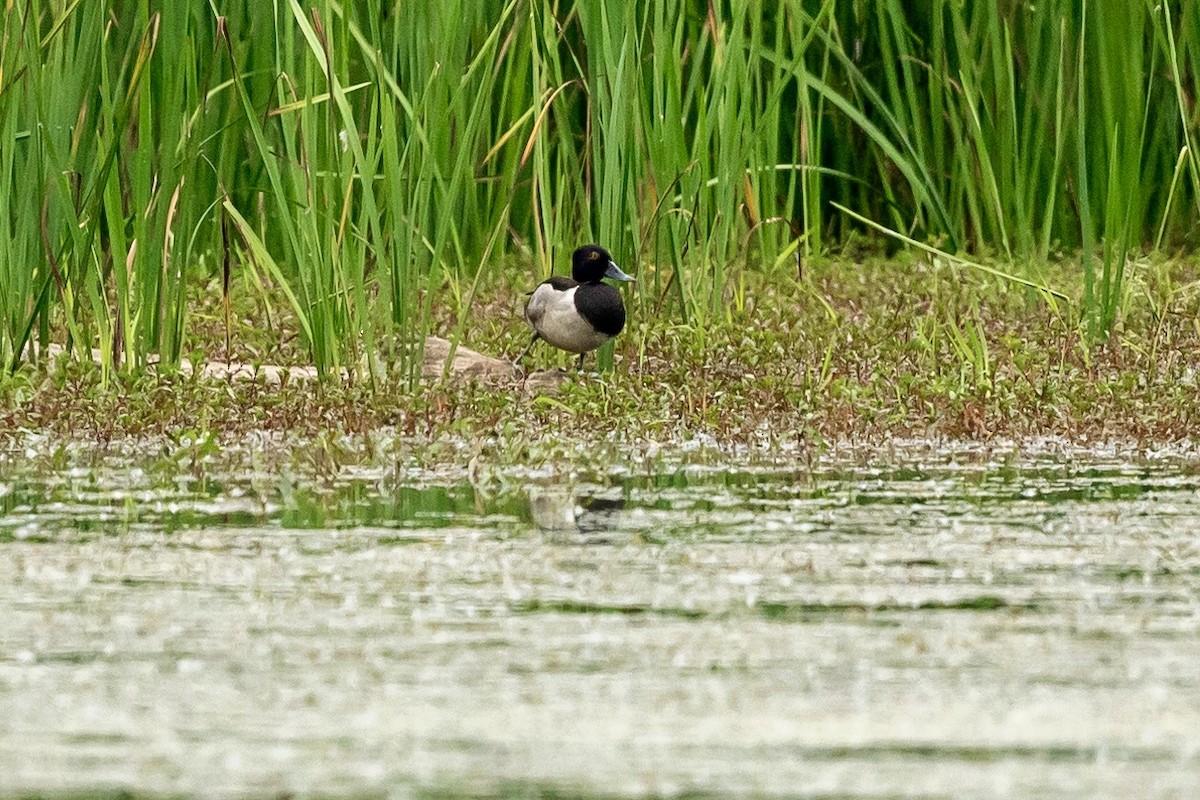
[3,0,1200,380]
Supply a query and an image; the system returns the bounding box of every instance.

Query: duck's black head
[571,245,635,284]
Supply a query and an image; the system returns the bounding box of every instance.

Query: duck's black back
[545,276,578,291]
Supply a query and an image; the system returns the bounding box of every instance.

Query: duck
[514,244,635,371]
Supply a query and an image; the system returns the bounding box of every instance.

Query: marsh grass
[4,253,1199,452]
[3,1,1200,380]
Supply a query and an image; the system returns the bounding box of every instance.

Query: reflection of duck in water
[527,489,626,535]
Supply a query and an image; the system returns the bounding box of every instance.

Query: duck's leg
[513,332,540,370]
[577,352,586,371]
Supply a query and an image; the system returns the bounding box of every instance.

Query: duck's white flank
[524,284,613,354]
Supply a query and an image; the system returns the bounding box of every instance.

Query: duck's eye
[586,251,600,260]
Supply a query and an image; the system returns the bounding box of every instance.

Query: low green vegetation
[2,1,1200,448]
[3,253,1198,455]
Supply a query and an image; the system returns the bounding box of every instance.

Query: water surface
[2,440,1198,798]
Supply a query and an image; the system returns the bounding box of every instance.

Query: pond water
[1,438,1199,799]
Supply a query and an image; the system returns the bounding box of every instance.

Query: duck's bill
[605,261,635,282]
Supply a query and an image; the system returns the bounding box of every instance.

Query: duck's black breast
[574,283,626,336]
